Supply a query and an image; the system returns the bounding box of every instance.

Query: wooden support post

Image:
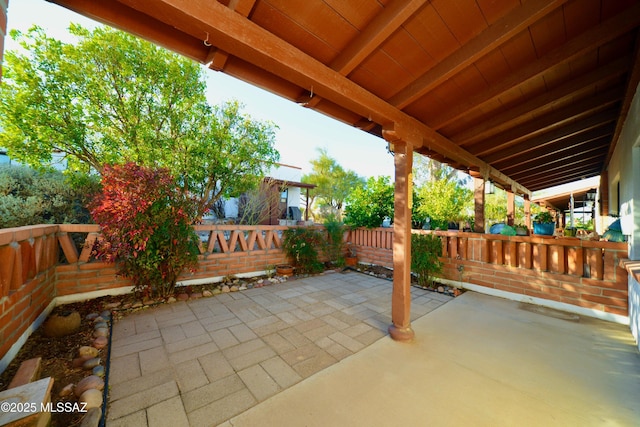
[473,177,485,233]
[507,190,515,226]
[387,138,414,342]
[524,197,531,229]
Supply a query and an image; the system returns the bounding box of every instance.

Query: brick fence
[1,223,630,371]
[0,223,292,371]
[347,227,629,320]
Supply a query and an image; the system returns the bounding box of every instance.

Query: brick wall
[347,228,629,319]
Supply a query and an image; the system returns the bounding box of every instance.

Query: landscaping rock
[221,285,230,293]
[82,357,101,370]
[93,328,109,338]
[79,389,103,409]
[100,310,112,319]
[81,407,102,427]
[75,375,104,397]
[59,383,74,397]
[230,285,239,292]
[92,316,105,323]
[43,311,81,337]
[203,290,213,297]
[92,336,108,349]
[190,292,202,300]
[86,313,99,320]
[177,293,189,301]
[104,302,121,309]
[72,356,93,368]
[92,366,105,378]
[166,296,177,303]
[94,321,108,330]
[78,346,99,358]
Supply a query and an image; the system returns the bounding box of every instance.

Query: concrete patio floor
[106,272,640,426]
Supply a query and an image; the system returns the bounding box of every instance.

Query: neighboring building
[212,163,316,225]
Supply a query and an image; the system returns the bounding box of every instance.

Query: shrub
[344,176,394,228]
[90,163,200,298]
[323,214,346,267]
[411,233,443,288]
[0,165,94,228]
[281,227,325,274]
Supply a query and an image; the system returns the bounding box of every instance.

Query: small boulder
[81,407,102,427]
[75,375,104,397]
[78,346,99,358]
[92,336,108,350]
[43,311,81,337]
[79,389,103,409]
[82,357,101,370]
[59,383,74,397]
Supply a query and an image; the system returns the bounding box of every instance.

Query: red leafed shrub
[91,163,200,298]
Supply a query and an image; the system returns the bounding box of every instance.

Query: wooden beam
[206,0,256,71]
[510,151,608,183]
[430,3,640,130]
[482,108,618,164]
[470,87,623,157]
[108,0,531,197]
[453,56,631,146]
[330,0,426,75]
[524,167,604,190]
[388,0,568,109]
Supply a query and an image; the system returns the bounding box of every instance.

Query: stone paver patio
[106,271,451,426]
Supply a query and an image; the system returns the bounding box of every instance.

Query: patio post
[472,175,485,233]
[384,131,415,342]
[524,196,531,229]
[507,189,515,226]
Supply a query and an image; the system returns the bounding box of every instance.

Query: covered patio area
[106,272,639,426]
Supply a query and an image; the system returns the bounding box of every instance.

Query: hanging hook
[309,85,314,98]
[204,32,212,47]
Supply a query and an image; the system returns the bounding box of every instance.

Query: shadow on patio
[106,272,639,427]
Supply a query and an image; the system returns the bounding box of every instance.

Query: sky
[4,0,395,179]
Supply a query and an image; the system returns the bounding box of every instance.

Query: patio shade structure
[28,0,640,340]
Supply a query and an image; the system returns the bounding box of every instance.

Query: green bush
[323,214,346,267]
[411,233,443,288]
[282,227,325,274]
[0,165,94,228]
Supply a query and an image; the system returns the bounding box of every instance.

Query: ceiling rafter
[452,55,631,146]
[330,0,426,76]
[298,0,426,113]
[482,109,618,164]
[511,152,608,183]
[429,3,640,130]
[502,135,612,175]
[112,0,532,197]
[524,166,604,190]
[470,87,622,157]
[388,0,567,110]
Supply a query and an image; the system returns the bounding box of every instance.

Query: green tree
[302,148,363,220]
[0,25,279,220]
[344,176,394,228]
[416,169,472,229]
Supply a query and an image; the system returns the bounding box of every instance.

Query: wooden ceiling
[50,0,640,197]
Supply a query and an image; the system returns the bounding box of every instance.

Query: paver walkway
[106,271,451,426]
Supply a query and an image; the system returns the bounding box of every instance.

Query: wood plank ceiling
[51,0,640,197]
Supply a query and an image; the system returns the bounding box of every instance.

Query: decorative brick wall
[347,228,629,319]
[0,224,293,368]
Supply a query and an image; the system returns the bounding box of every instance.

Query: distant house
[215,163,316,225]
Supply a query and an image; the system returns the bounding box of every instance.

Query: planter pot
[533,222,555,236]
[276,265,294,276]
[515,227,529,236]
[345,256,357,267]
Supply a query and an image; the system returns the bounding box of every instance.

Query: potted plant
[345,243,357,267]
[533,211,555,235]
[514,223,529,236]
[275,264,294,277]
